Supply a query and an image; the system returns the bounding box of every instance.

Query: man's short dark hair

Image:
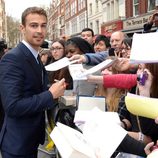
[81,28,94,37]
[21,7,47,26]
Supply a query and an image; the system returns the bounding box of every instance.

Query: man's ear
[19,24,25,33]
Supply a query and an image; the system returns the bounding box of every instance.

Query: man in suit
[0,7,66,158]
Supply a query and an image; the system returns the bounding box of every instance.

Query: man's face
[20,13,47,51]
[81,31,94,45]
[110,32,124,51]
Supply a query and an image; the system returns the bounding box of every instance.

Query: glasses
[50,47,63,51]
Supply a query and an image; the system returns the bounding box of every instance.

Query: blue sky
[5,0,52,20]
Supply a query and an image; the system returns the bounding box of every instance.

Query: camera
[137,71,148,86]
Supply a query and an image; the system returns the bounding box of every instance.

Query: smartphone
[137,71,148,86]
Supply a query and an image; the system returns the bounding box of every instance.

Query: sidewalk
[38,141,56,158]
[0,145,56,158]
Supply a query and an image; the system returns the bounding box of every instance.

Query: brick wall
[126,0,148,18]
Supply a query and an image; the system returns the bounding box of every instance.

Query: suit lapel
[17,43,43,85]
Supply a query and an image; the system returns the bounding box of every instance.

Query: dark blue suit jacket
[0,42,55,155]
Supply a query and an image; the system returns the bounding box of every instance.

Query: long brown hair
[145,63,158,98]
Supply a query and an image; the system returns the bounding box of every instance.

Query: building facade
[0,0,7,40]
[87,0,103,35]
[47,0,158,40]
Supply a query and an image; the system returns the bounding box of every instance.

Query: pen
[54,79,69,87]
[54,79,59,82]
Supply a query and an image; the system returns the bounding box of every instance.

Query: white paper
[74,109,121,127]
[78,59,114,77]
[83,114,127,158]
[69,64,87,80]
[69,59,115,80]
[45,57,78,71]
[50,110,126,158]
[50,122,96,158]
[130,32,158,63]
[77,96,105,111]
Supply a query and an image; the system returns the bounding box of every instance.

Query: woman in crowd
[48,39,73,89]
[121,37,132,58]
[65,36,96,96]
[94,34,111,53]
[65,36,95,57]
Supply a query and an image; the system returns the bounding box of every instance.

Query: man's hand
[149,11,158,24]
[49,78,66,99]
[69,54,87,64]
[144,142,155,155]
[155,117,158,124]
[113,58,130,72]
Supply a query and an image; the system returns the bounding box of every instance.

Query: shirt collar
[22,40,39,59]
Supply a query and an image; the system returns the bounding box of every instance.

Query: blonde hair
[95,57,127,112]
[95,85,126,112]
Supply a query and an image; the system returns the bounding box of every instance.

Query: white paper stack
[50,109,127,158]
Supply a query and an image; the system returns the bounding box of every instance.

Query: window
[107,3,110,21]
[96,0,99,13]
[71,1,77,16]
[96,20,99,34]
[90,22,93,30]
[65,22,70,35]
[71,18,77,33]
[133,0,139,16]
[61,3,64,13]
[89,3,92,15]
[60,16,64,26]
[79,14,85,31]
[65,3,70,19]
[111,0,114,19]
[78,0,85,11]
[148,0,155,11]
